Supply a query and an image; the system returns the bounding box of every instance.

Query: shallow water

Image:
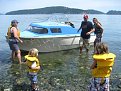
[0,48,120,91]
[0,48,93,91]
[1,14,121,90]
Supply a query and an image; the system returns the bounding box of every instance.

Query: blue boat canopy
[21,21,80,38]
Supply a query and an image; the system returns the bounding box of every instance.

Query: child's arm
[90,60,97,69]
[21,59,27,64]
[31,66,40,70]
[35,66,40,70]
[31,62,40,70]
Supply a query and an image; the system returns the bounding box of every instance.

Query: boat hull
[18,35,95,52]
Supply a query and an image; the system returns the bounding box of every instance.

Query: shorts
[9,40,19,51]
[28,73,38,84]
[82,38,90,50]
[88,77,109,91]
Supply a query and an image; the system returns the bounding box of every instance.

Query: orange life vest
[7,26,20,38]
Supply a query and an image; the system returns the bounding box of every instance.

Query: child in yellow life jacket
[24,48,41,91]
[89,42,116,91]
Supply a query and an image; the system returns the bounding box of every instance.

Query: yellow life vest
[25,55,40,73]
[91,53,116,77]
[7,26,20,38]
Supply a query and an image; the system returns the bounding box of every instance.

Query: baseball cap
[11,20,19,23]
[83,15,88,19]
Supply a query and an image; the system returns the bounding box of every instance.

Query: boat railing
[46,13,69,23]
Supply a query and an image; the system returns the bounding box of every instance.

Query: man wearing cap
[7,20,23,64]
[77,15,94,53]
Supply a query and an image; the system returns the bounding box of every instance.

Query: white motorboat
[18,21,95,52]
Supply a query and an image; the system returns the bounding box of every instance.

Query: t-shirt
[81,21,93,39]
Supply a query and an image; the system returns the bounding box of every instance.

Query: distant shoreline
[5,6,105,15]
[1,6,121,15]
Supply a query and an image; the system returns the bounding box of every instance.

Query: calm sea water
[0,14,121,90]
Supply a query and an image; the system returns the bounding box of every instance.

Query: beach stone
[4,89,11,91]
[66,89,70,91]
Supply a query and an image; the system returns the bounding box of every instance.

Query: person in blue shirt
[77,15,94,54]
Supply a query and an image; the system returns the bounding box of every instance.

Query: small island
[5,6,104,15]
[107,10,121,15]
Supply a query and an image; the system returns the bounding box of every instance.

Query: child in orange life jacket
[24,48,41,91]
[89,42,116,91]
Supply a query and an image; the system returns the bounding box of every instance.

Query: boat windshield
[27,26,48,34]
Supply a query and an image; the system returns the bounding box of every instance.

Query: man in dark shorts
[77,15,94,53]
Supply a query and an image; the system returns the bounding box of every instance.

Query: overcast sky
[0,0,121,14]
